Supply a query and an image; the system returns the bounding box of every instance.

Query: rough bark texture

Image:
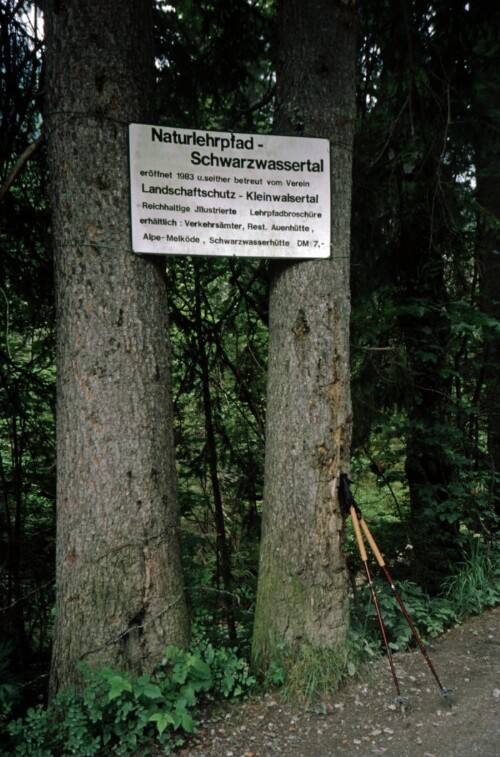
[252,0,357,670]
[45,0,189,694]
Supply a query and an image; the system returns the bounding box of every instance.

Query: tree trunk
[252,0,357,672]
[474,2,500,517]
[193,263,237,644]
[45,0,189,695]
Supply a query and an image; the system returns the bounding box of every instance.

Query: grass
[267,637,366,706]
[442,538,500,618]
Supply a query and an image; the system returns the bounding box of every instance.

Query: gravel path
[178,605,500,757]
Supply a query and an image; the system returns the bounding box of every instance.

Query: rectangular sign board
[128,124,331,258]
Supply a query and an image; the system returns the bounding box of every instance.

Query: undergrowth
[442,538,500,617]
[351,537,499,650]
[271,637,364,706]
[2,540,498,747]
[266,538,500,705]
[2,634,255,757]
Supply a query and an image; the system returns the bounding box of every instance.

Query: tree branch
[0,134,44,202]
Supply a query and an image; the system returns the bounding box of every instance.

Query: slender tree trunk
[252,0,357,671]
[2,408,29,666]
[45,0,189,695]
[474,2,500,517]
[478,168,500,517]
[193,264,237,644]
[398,243,457,584]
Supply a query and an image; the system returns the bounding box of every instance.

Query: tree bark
[252,0,357,671]
[44,0,189,694]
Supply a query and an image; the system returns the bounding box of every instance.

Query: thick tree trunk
[252,0,357,671]
[45,0,189,694]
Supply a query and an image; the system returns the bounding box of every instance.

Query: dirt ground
[179,605,500,757]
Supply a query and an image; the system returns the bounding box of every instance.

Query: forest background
[1,0,500,751]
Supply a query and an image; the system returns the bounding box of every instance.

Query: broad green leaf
[107,675,132,701]
[141,682,163,699]
[150,711,175,735]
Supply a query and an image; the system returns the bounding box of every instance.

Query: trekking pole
[339,474,450,700]
[356,510,450,698]
[352,503,406,704]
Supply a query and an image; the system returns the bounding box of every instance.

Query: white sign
[128,124,330,258]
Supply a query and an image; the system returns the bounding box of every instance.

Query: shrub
[351,577,460,654]
[5,640,255,757]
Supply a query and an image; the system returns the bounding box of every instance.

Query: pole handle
[360,518,386,567]
[351,507,368,562]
